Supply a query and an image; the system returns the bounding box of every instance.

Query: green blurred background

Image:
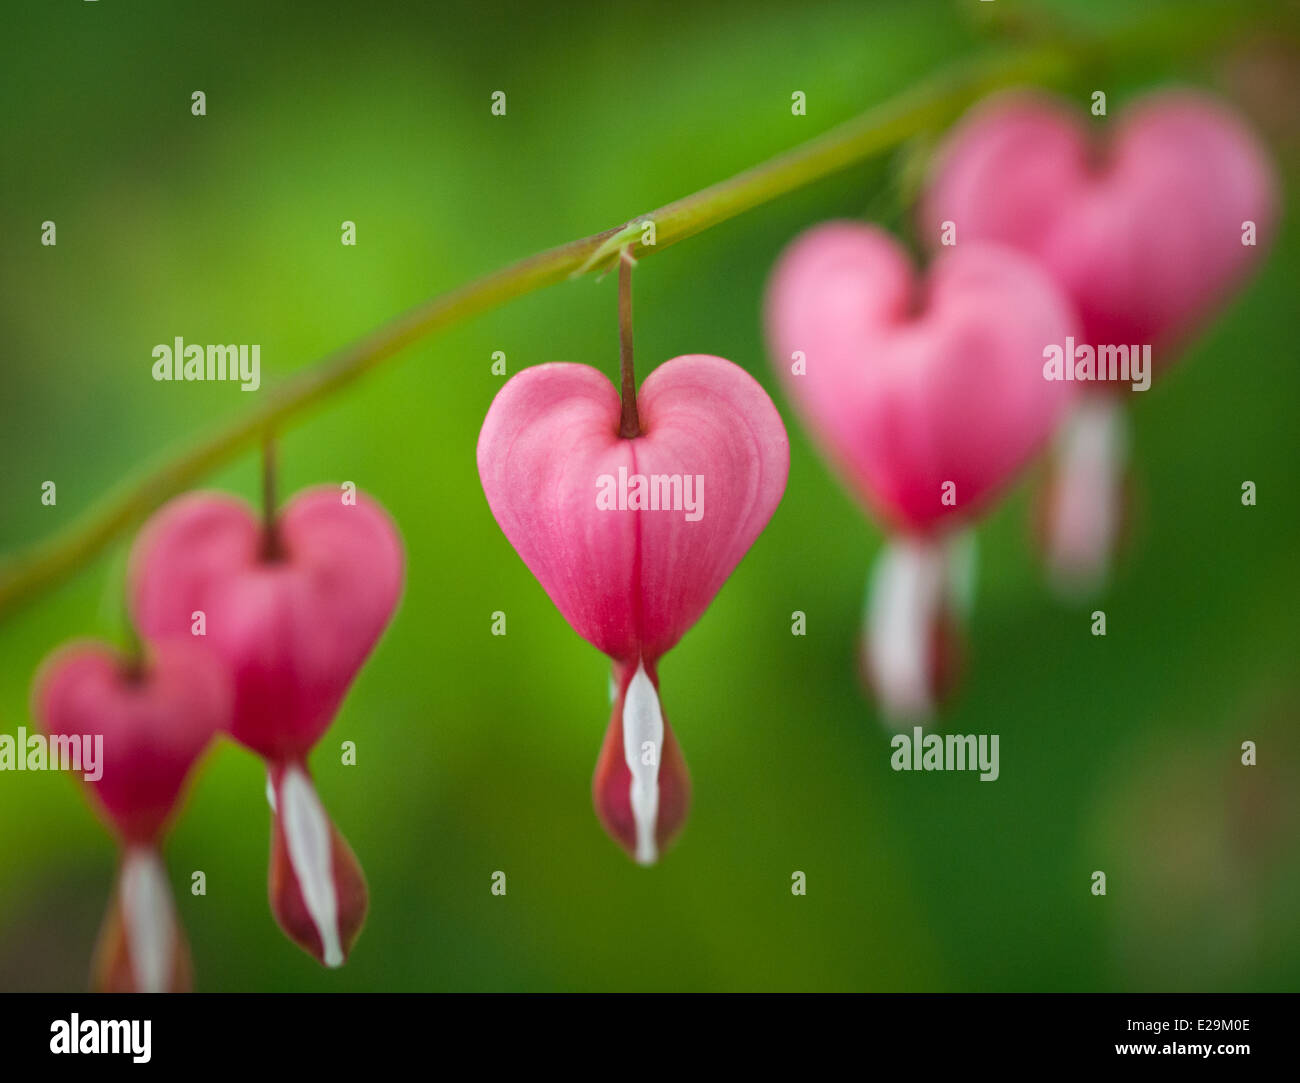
[1,0,1297,991]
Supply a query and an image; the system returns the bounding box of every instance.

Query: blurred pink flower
[921,88,1277,357]
[921,89,1278,593]
[129,486,405,967]
[767,223,1077,535]
[33,639,228,991]
[766,223,1077,721]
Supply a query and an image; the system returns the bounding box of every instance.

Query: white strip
[119,846,175,994]
[866,538,946,727]
[265,769,277,812]
[621,661,664,866]
[280,766,344,967]
[1047,397,1127,597]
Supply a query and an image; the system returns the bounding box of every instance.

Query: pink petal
[922,89,1278,357]
[129,487,405,761]
[477,355,789,662]
[766,223,1078,534]
[33,640,228,845]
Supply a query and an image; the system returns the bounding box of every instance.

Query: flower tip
[1034,397,1133,599]
[92,848,192,993]
[862,540,966,723]
[593,663,692,863]
[268,765,368,967]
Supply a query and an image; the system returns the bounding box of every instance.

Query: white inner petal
[120,846,175,994]
[867,537,946,726]
[280,766,344,967]
[622,661,664,866]
[1048,397,1127,595]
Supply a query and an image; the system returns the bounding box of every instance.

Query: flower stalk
[617,250,641,439]
[0,5,1263,622]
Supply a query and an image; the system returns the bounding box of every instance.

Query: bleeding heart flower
[477,354,788,862]
[767,223,1078,535]
[128,486,404,966]
[766,222,1077,721]
[920,89,1278,591]
[33,639,228,992]
[921,88,1277,355]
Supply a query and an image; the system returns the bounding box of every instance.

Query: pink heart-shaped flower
[33,639,227,992]
[33,639,228,845]
[128,484,402,966]
[921,89,1276,593]
[766,222,1078,535]
[477,354,789,664]
[920,88,1278,359]
[128,486,404,762]
[478,353,788,861]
